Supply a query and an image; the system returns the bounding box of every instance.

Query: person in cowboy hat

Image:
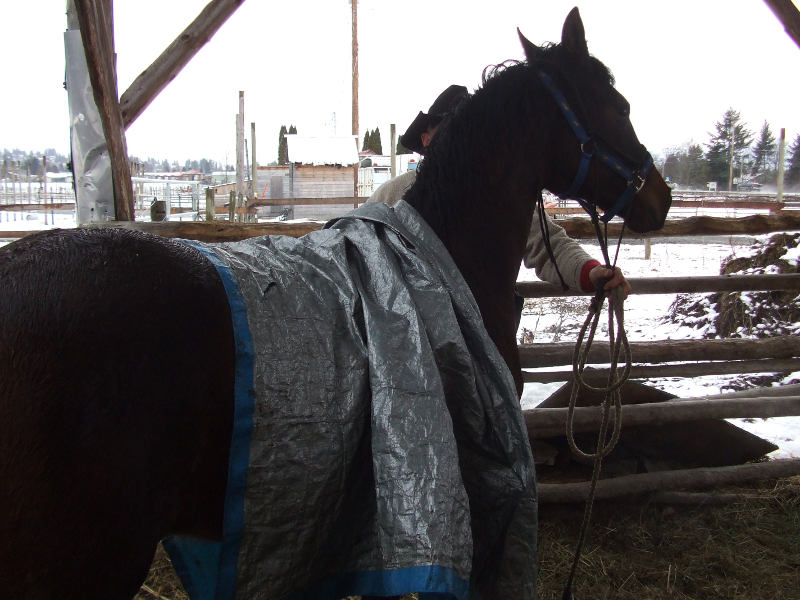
[369,84,631,301]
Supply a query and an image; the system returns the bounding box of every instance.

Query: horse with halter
[0,8,670,600]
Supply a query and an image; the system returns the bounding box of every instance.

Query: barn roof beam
[119,0,246,129]
[763,0,800,50]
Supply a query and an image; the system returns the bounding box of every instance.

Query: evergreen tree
[361,127,383,154]
[786,134,800,187]
[396,139,411,155]
[277,125,289,165]
[684,143,709,189]
[372,127,383,155]
[704,108,753,190]
[662,143,709,189]
[751,120,776,180]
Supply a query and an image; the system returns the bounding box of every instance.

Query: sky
[2,0,799,167]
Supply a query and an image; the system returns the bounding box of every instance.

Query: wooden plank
[247,197,369,207]
[516,273,800,298]
[537,459,800,502]
[519,336,800,368]
[0,232,38,240]
[0,203,75,212]
[669,199,784,211]
[763,0,800,50]
[558,212,800,239]
[87,220,323,242]
[9,211,800,243]
[525,395,800,438]
[522,358,800,383]
[119,0,245,128]
[73,0,135,221]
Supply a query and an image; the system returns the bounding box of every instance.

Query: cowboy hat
[399,84,468,155]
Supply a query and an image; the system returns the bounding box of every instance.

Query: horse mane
[404,42,615,238]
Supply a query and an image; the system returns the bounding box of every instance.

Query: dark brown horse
[0,9,670,600]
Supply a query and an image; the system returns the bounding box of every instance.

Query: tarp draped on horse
[164,200,537,600]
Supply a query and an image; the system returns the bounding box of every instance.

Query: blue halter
[537,70,653,223]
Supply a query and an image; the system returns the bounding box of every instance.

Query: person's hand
[588,265,631,299]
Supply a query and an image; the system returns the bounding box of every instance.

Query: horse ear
[561,7,588,60]
[517,28,542,62]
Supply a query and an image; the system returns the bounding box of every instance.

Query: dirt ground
[135,476,800,600]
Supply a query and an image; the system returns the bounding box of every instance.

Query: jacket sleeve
[367,171,417,206]
[523,210,597,290]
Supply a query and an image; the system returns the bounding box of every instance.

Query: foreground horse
[0,9,670,600]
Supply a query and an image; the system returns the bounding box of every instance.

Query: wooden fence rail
[526,395,800,438]
[519,336,800,368]
[523,358,800,383]
[538,459,800,503]
[517,273,800,298]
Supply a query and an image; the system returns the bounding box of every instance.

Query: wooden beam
[519,335,800,368]
[763,0,800,50]
[669,199,784,212]
[119,0,245,128]
[73,0,135,220]
[0,203,76,212]
[525,395,800,438]
[516,273,800,298]
[88,220,322,242]
[537,458,800,502]
[558,212,800,239]
[247,197,370,207]
[522,358,800,384]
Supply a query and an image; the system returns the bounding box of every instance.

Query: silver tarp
[64,28,115,224]
[165,200,537,600]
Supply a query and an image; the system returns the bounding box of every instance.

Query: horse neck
[404,149,543,393]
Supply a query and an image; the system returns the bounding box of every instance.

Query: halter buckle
[630,172,647,194]
[580,139,596,155]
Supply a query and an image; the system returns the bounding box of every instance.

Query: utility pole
[390,124,396,179]
[351,0,358,146]
[727,122,735,191]
[351,0,359,206]
[251,122,258,201]
[236,90,244,219]
[777,128,786,204]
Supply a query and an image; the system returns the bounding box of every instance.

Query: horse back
[0,228,234,599]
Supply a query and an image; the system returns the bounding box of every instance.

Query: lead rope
[561,222,631,600]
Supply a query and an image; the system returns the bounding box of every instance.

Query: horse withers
[0,8,670,600]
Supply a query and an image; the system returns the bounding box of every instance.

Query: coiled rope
[561,223,632,600]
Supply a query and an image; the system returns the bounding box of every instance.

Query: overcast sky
[2,1,799,166]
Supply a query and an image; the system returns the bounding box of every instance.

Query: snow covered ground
[518,234,800,459]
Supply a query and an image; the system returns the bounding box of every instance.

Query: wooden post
[351,0,359,209]
[236,91,244,218]
[228,190,235,222]
[351,0,358,150]
[390,123,397,179]
[73,0,136,220]
[644,237,651,259]
[777,127,786,204]
[205,188,214,222]
[42,156,48,199]
[251,122,258,218]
